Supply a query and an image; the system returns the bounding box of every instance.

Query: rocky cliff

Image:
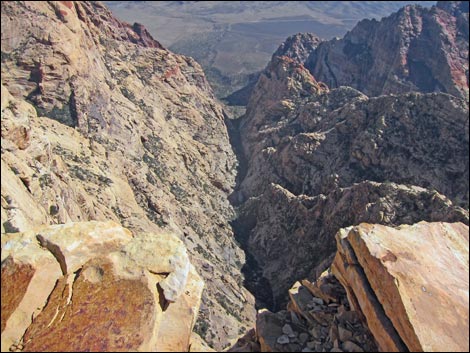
[1,221,204,352]
[235,49,469,308]
[277,1,469,100]
[1,1,255,349]
[2,1,470,352]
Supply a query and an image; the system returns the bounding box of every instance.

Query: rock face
[273,33,322,65]
[235,43,469,308]
[1,1,255,348]
[240,60,469,207]
[332,222,469,352]
[236,182,468,308]
[305,1,469,100]
[1,221,204,352]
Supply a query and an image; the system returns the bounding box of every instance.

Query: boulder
[1,221,204,352]
[332,222,469,352]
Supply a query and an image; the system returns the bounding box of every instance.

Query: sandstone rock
[273,33,322,64]
[303,2,469,100]
[289,282,314,321]
[1,1,255,347]
[332,222,470,352]
[155,265,204,351]
[235,1,469,316]
[117,231,191,302]
[237,181,468,307]
[189,332,216,352]
[1,240,62,351]
[301,274,341,305]
[1,221,204,352]
[234,270,377,352]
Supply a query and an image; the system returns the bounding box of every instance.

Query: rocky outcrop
[230,221,470,352]
[235,0,470,107]
[273,33,322,65]
[229,270,377,352]
[236,182,468,308]
[240,62,469,207]
[235,46,469,308]
[1,1,255,348]
[306,1,469,100]
[332,222,469,352]
[1,221,204,352]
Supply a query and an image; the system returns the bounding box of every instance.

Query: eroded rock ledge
[333,222,469,352]
[1,221,204,352]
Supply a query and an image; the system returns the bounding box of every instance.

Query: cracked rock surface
[332,222,469,352]
[1,221,204,352]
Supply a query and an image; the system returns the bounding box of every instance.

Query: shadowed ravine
[224,113,276,311]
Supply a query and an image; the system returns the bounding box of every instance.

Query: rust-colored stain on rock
[60,1,74,9]
[1,258,35,333]
[22,258,155,352]
[381,250,398,263]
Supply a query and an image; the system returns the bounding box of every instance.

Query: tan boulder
[332,222,469,352]
[155,265,204,352]
[1,221,204,352]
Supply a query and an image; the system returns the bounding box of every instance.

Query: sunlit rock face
[333,222,469,352]
[1,221,204,352]
[1,1,256,349]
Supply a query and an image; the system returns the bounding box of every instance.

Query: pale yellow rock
[34,220,132,273]
[189,332,216,352]
[1,221,204,352]
[119,231,191,302]
[156,265,205,352]
[333,222,469,352]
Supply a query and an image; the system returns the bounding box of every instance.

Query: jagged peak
[273,33,322,63]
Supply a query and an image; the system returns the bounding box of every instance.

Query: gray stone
[338,326,353,342]
[312,297,324,305]
[299,332,309,344]
[283,324,297,338]
[310,326,323,339]
[341,340,364,352]
[277,335,290,345]
[291,311,302,325]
